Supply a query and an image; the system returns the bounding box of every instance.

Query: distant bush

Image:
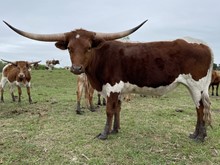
[37,64,47,70]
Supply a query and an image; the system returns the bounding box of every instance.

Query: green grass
[1,70,220,164]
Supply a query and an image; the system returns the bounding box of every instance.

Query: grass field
[1,69,220,164]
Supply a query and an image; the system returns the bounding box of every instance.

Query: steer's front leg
[111,99,121,134]
[27,86,32,104]
[17,86,22,102]
[97,92,120,140]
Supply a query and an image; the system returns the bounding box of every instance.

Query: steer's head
[3,20,147,75]
[55,30,97,74]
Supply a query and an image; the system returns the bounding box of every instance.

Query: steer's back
[96,39,213,88]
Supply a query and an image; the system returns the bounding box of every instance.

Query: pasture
[1,69,220,164]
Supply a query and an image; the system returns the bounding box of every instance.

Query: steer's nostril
[78,66,82,71]
[18,73,25,78]
[71,65,83,74]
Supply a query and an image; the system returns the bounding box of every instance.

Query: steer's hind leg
[189,92,211,142]
[76,81,84,115]
[17,86,22,102]
[189,100,207,141]
[211,85,214,96]
[216,83,219,96]
[27,86,32,104]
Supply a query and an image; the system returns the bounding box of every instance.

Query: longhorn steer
[4,20,213,142]
[0,59,40,103]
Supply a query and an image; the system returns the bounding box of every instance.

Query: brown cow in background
[76,73,95,114]
[0,59,40,103]
[97,93,106,106]
[76,73,106,114]
[210,70,220,96]
[32,62,40,70]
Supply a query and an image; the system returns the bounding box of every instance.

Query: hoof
[90,108,96,112]
[76,110,84,115]
[189,133,205,142]
[110,130,119,134]
[189,133,197,139]
[96,133,108,140]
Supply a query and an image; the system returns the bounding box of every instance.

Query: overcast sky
[0,0,219,67]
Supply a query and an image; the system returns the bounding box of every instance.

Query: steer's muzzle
[18,73,25,81]
[70,64,84,75]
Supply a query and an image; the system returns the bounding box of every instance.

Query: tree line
[213,63,220,70]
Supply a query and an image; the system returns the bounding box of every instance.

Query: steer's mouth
[70,64,84,75]
[18,77,24,81]
[17,76,26,83]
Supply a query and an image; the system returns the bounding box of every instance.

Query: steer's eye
[88,46,92,52]
[87,44,92,52]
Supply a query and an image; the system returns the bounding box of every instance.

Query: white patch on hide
[76,34,80,39]
[15,81,30,87]
[0,64,11,88]
[0,76,8,88]
[101,69,212,107]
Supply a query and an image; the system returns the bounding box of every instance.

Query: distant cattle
[97,93,106,106]
[45,59,60,70]
[210,70,220,96]
[4,20,213,142]
[76,73,106,114]
[76,73,95,114]
[0,59,40,103]
[123,93,132,102]
[32,62,40,70]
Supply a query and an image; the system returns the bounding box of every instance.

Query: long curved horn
[3,20,147,42]
[1,59,15,64]
[3,21,66,42]
[95,20,147,40]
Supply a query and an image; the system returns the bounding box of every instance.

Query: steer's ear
[26,62,31,67]
[55,41,68,50]
[91,38,104,49]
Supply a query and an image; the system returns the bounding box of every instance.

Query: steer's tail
[202,92,212,127]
